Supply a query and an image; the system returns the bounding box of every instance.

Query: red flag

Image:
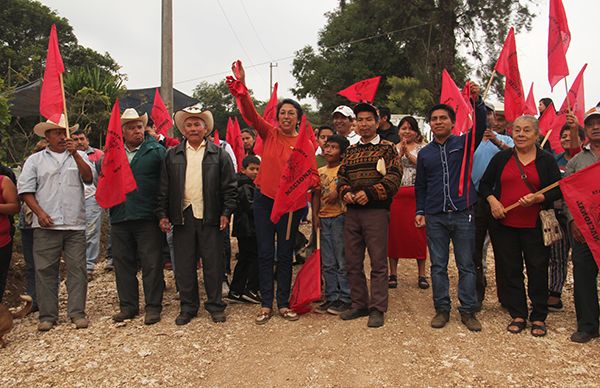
[270,115,319,224]
[96,98,138,209]
[548,0,571,90]
[524,83,538,116]
[151,88,173,136]
[552,64,587,152]
[213,128,220,145]
[253,82,279,156]
[539,102,557,135]
[337,76,381,103]
[494,27,526,122]
[40,24,65,122]
[440,69,472,135]
[226,117,245,171]
[559,162,600,268]
[290,248,321,314]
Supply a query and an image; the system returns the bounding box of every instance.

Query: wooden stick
[59,73,70,138]
[505,181,561,212]
[316,227,321,250]
[540,129,552,148]
[482,70,496,101]
[564,78,571,112]
[285,211,293,240]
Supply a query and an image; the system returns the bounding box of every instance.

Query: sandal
[388,275,398,289]
[531,322,547,337]
[255,309,272,325]
[418,276,430,289]
[279,308,299,321]
[507,319,527,334]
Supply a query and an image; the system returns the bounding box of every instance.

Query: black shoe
[175,312,196,325]
[340,308,369,321]
[144,311,161,325]
[112,310,138,322]
[327,301,351,315]
[548,300,564,312]
[210,311,226,323]
[388,275,398,289]
[418,276,430,289]
[570,331,600,343]
[241,290,261,304]
[431,311,450,328]
[225,291,245,304]
[315,300,334,314]
[367,310,384,328]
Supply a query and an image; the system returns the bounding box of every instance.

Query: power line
[240,0,271,58]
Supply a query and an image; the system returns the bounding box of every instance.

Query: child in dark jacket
[227,156,261,304]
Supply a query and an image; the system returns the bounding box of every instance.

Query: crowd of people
[0,63,599,344]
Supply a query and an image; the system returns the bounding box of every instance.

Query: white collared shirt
[359,134,381,145]
[346,131,360,145]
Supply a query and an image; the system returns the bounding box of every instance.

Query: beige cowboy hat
[120,108,148,128]
[174,104,214,132]
[33,114,79,137]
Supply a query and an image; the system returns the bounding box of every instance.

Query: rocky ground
[1,224,600,387]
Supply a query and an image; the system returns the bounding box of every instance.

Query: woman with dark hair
[387,116,428,289]
[227,60,310,324]
[538,98,554,116]
[480,115,562,337]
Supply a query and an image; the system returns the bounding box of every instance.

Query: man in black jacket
[157,104,237,324]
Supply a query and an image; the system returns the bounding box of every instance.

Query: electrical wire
[240,0,271,58]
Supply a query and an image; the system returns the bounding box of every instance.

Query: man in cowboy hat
[109,108,166,325]
[157,104,237,324]
[17,114,94,331]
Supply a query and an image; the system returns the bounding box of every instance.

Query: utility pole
[161,0,174,131]
[269,62,278,95]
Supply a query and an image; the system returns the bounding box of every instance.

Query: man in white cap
[332,105,360,145]
[17,114,93,331]
[109,108,166,325]
[157,104,237,324]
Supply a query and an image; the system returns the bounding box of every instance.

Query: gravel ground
[2,232,600,387]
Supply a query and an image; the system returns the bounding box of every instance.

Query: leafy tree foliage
[386,77,433,116]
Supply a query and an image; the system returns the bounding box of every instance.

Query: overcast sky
[39,0,597,112]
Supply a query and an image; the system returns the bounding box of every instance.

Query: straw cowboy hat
[174,104,214,132]
[33,114,79,137]
[120,108,148,128]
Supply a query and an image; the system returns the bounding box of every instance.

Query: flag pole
[540,129,552,148]
[564,78,571,112]
[286,211,293,240]
[505,181,561,212]
[316,227,320,250]
[482,70,496,101]
[59,73,70,138]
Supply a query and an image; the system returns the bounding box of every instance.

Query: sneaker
[315,300,334,314]
[241,290,261,304]
[340,308,369,321]
[431,311,450,328]
[460,312,482,332]
[72,316,89,329]
[570,331,600,343]
[367,310,384,328]
[38,320,55,332]
[112,310,138,322]
[327,301,351,315]
[225,291,245,304]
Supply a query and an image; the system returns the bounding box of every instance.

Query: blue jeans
[320,215,350,303]
[254,190,302,309]
[85,196,103,272]
[426,210,478,313]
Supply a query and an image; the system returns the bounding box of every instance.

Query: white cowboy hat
[174,104,214,132]
[33,114,80,137]
[120,108,148,128]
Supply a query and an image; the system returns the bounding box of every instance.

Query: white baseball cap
[332,105,356,119]
[584,107,600,124]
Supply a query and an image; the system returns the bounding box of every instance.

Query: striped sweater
[337,140,402,209]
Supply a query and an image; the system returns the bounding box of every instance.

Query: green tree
[0,78,13,164]
[386,76,433,116]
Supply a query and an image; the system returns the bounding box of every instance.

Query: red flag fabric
[270,115,319,224]
[253,82,279,156]
[151,88,173,136]
[440,69,473,135]
[494,27,526,122]
[552,64,587,152]
[559,162,600,268]
[213,128,220,145]
[548,0,571,90]
[40,24,65,122]
[524,83,538,116]
[226,117,245,171]
[539,102,557,135]
[96,98,138,209]
[337,76,381,103]
[290,248,321,314]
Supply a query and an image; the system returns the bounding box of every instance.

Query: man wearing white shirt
[332,105,360,145]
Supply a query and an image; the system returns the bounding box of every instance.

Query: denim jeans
[85,196,103,272]
[320,215,350,303]
[426,209,478,313]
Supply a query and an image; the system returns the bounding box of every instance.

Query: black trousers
[473,196,490,303]
[0,241,12,303]
[111,220,165,314]
[229,236,259,295]
[489,220,549,322]
[174,207,226,314]
[572,240,599,334]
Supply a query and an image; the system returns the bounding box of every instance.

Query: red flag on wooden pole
[253,82,279,156]
[290,248,321,314]
[494,27,526,122]
[151,88,173,136]
[40,24,65,123]
[524,83,538,116]
[552,64,587,152]
[96,98,138,209]
[226,117,245,171]
[439,69,473,135]
[337,76,381,103]
[548,0,571,90]
[539,102,557,135]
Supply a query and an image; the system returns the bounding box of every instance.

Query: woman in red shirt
[479,116,561,337]
[0,174,20,302]
[227,61,308,324]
